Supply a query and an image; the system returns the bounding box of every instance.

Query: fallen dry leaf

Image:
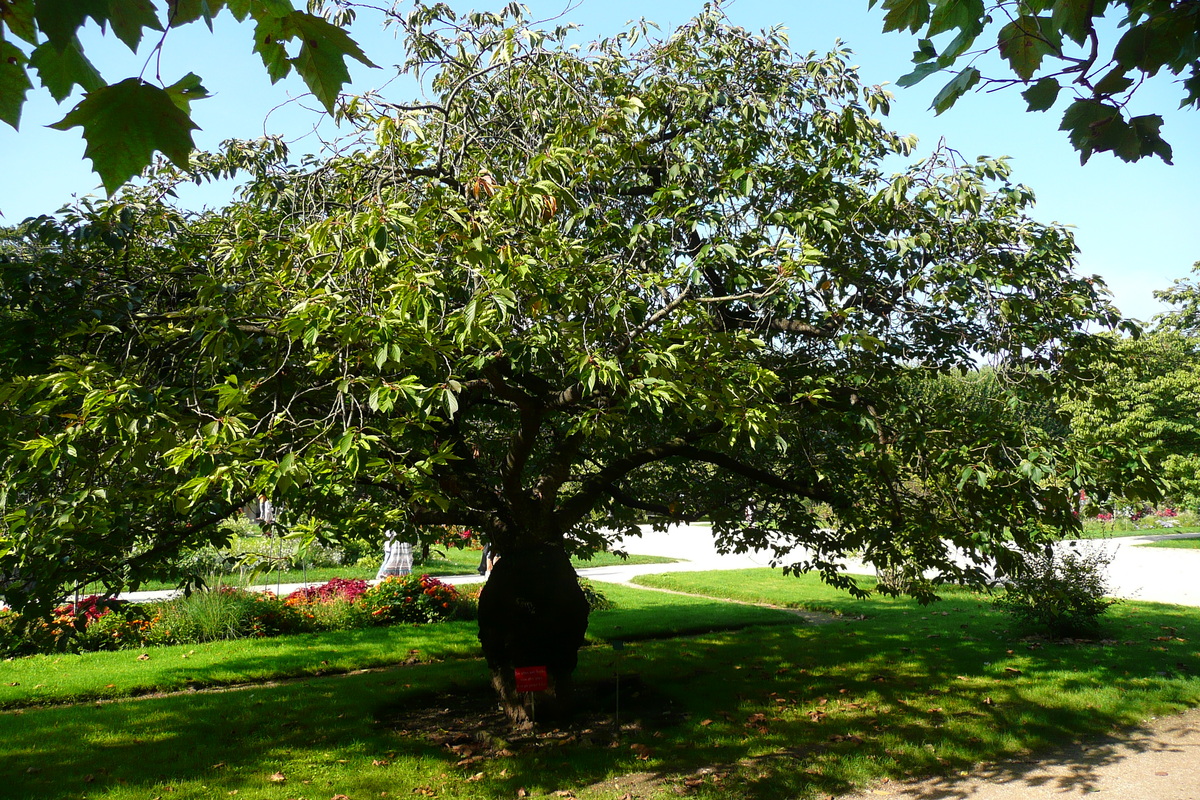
[465,773,484,783]
[268,773,286,783]
[137,653,150,661]
[372,760,390,767]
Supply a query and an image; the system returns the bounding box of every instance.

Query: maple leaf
[0,39,33,128]
[282,11,378,113]
[109,0,164,50]
[49,78,198,193]
[29,38,105,102]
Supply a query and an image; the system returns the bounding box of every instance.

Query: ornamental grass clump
[359,574,468,624]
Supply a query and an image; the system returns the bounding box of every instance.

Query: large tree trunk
[477,543,590,727]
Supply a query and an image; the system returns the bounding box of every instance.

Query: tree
[1,4,1132,723]
[0,0,373,193]
[868,0,1199,164]
[1065,262,1200,511]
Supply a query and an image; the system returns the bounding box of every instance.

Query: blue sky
[2,0,1196,323]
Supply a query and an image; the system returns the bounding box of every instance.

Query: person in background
[376,530,414,579]
[477,542,497,575]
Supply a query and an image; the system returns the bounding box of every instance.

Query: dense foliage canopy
[1065,263,1200,511]
[1,5,1135,617]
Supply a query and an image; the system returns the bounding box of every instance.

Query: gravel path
[838,707,1200,800]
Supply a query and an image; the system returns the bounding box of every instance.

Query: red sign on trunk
[513,665,549,693]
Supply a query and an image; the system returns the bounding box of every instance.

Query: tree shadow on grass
[0,596,1197,800]
[842,708,1200,799]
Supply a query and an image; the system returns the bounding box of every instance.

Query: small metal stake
[612,639,625,738]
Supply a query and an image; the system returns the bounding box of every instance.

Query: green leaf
[1130,114,1173,165]
[166,0,227,27]
[1052,0,1094,45]
[937,26,981,64]
[165,71,210,112]
[48,78,198,193]
[929,66,980,114]
[1113,19,1184,75]
[997,16,1060,81]
[29,38,105,102]
[1181,67,1200,109]
[283,11,378,113]
[927,0,983,38]
[913,38,937,63]
[108,0,163,51]
[880,0,931,34]
[0,37,32,128]
[1058,99,1121,164]
[253,15,292,83]
[1021,77,1061,112]
[33,0,106,50]
[1,0,39,45]
[1092,67,1134,97]
[227,0,293,22]
[897,61,940,88]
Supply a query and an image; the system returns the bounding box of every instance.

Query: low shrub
[285,577,370,605]
[246,592,309,637]
[359,574,467,624]
[76,607,156,651]
[994,543,1118,637]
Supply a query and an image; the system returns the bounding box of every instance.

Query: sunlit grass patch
[0,571,1196,800]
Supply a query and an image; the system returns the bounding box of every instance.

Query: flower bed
[0,575,475,657]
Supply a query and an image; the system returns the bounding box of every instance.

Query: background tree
[0,0,373,192]
[1,4,1135,722]
[1065,263,1200,511]
[869,0,1199,164]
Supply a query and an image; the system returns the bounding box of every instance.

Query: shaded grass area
[91,550,677,594]
[0,583,794,709]
[1,572,1197,800]
[1136,536,1200,549]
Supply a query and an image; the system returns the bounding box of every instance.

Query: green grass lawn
[88,549,677,594]
[0,583,792,709]
[1136,536,1200,549]
[2,571,1197,800]
[1077,525,1200,539]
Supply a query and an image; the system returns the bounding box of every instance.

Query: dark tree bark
[476,543,590,727]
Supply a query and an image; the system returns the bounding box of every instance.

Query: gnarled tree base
[477,544,590,727]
